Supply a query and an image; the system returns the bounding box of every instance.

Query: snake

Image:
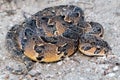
[5,5,111,74]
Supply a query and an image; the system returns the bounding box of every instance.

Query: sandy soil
[0,0,120,80]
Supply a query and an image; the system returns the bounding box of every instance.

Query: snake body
[6,5,111,63]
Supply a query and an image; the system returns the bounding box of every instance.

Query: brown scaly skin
[5,5,111,74]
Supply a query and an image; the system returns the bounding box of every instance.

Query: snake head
[64,6,84,24]
[79,34,111,56]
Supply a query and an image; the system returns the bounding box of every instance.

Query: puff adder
[5,5,111,74]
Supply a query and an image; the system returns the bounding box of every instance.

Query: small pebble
[45,74,54,78]
[99,64,109,70]
[113,66,119,71]
[71,68,75,71]
[74,0,79,3]
[107,73,115,77]
[85,68,91,72]
[57,72,62,75]
[63,72,87,80]
[57,61,63,66]
[47,64,51,67]
[23,79,28,80]
[65,57,70,61]
[28,70,40,77]
[119,75,120,78]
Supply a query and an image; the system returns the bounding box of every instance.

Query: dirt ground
[0,0,120,80]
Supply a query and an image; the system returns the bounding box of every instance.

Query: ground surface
[0,0,120,80]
